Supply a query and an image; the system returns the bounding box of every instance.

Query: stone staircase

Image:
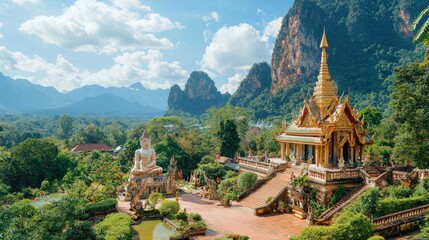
[316,182,369,224]
[239,170,296,209]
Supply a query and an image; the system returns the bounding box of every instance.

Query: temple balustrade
[412,169,429,180]
[237,157,286,173]
[308,167,362,182]
[373,204,429,230]
[392,171,407,181]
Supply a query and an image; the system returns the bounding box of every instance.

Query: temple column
[296,144,302,164]
[350,147,354,167]
[324,145,329,168]
[360,145,365,160]
[286,143,290,156]
[280,142,285,160]
[315,145,319,167]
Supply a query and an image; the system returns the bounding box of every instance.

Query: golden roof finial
[312,27,338,110]
[320,27,328,48]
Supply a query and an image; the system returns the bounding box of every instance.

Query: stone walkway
[118,193,308,239]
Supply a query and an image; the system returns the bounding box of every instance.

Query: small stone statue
[130,130,163,178]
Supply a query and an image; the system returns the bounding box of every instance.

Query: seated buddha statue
[130,131,163,178]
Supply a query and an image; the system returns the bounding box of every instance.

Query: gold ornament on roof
[313,27,338,110]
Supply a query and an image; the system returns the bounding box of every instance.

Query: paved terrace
[118,193,308,239]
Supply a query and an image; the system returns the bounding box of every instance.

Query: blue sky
[0,0,293,93]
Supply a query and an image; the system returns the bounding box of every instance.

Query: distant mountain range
[0,72,168,117]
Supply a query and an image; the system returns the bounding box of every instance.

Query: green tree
[94,213,131,240]
[356,187,381,218]
[206,103,251,142]
[158,200,180,217]
[2,139,72,192]
[391,63,429,167]
[58,115,74,139]
[116,138,139,171]
[147,116,185,144]
[237,172,257,192]
[412,6,429,66]
[358,106,382,135]
[154,137,193,179]
[147,192,164,210]
[219,120,240,158]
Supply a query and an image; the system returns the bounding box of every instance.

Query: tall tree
[391,63,429,167]
[1,139,72,192]
[218,120,240,158]
[412,6,429,66]
[58,115,74,139]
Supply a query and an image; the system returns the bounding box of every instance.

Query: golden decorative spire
[313,27,337,110]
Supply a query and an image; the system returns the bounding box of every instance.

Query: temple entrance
[343,141,350,162]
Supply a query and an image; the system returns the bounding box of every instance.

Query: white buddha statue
[130,130,163,178]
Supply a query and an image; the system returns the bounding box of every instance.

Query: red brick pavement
[177,193,307,240]
[118,193,308,239]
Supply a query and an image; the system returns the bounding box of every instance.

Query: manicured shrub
[190,220,207,229]
[176,211,187,221]
[190,213,202,221]
[290,225,331,240]
[413,178,429,197]
[159,200,179,217]
[381,185,412,199]
[367,236,385,240]
[94,213,132,240]
[84,198,117,215]
[377,196,429,217]
[237,172,257,192]
[215,233,249,240]
[217,177,238,199]
[333,212,373,240]
[147,192,164,210]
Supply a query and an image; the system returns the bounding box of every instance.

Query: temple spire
[313,28,337,110]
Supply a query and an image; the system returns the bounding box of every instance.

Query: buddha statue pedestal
[125,131,178,211]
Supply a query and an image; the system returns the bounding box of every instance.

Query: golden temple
[276,29,372,169]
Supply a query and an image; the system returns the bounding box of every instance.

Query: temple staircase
[316,182,370,224]
[239,170,296,210]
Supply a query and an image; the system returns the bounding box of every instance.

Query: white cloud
[112,0,151,11]
[202,11,219,22]
[0,46,188,91]
[201,23,270,75]
[264,17,283,38]
[11,0,40,5]
[219,72,245,94]
[256,8,265,15]
[19,0,181,54]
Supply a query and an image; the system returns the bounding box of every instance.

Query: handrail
[317,182,367,222]
[254,185,288,215]
[373,204,429,229]
[309,167,361,182]
[237,163,288,201]
[237,171,277,201]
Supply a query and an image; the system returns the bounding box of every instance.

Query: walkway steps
[239,170,297,209]
[316,183,369,223]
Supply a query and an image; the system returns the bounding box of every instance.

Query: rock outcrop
[271,0,425,96]
[229,62,272,108]
[168,71,229,115]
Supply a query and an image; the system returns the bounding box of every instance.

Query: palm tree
[412,6,429,66]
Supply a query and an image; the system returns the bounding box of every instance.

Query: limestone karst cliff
[167,71,229,115]
[229,62,272,108]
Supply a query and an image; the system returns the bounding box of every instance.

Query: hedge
[94,213,132,240]
[377,196,429,217]
[84,198,117,215]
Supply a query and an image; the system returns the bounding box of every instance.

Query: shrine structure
[276,29,374,212]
